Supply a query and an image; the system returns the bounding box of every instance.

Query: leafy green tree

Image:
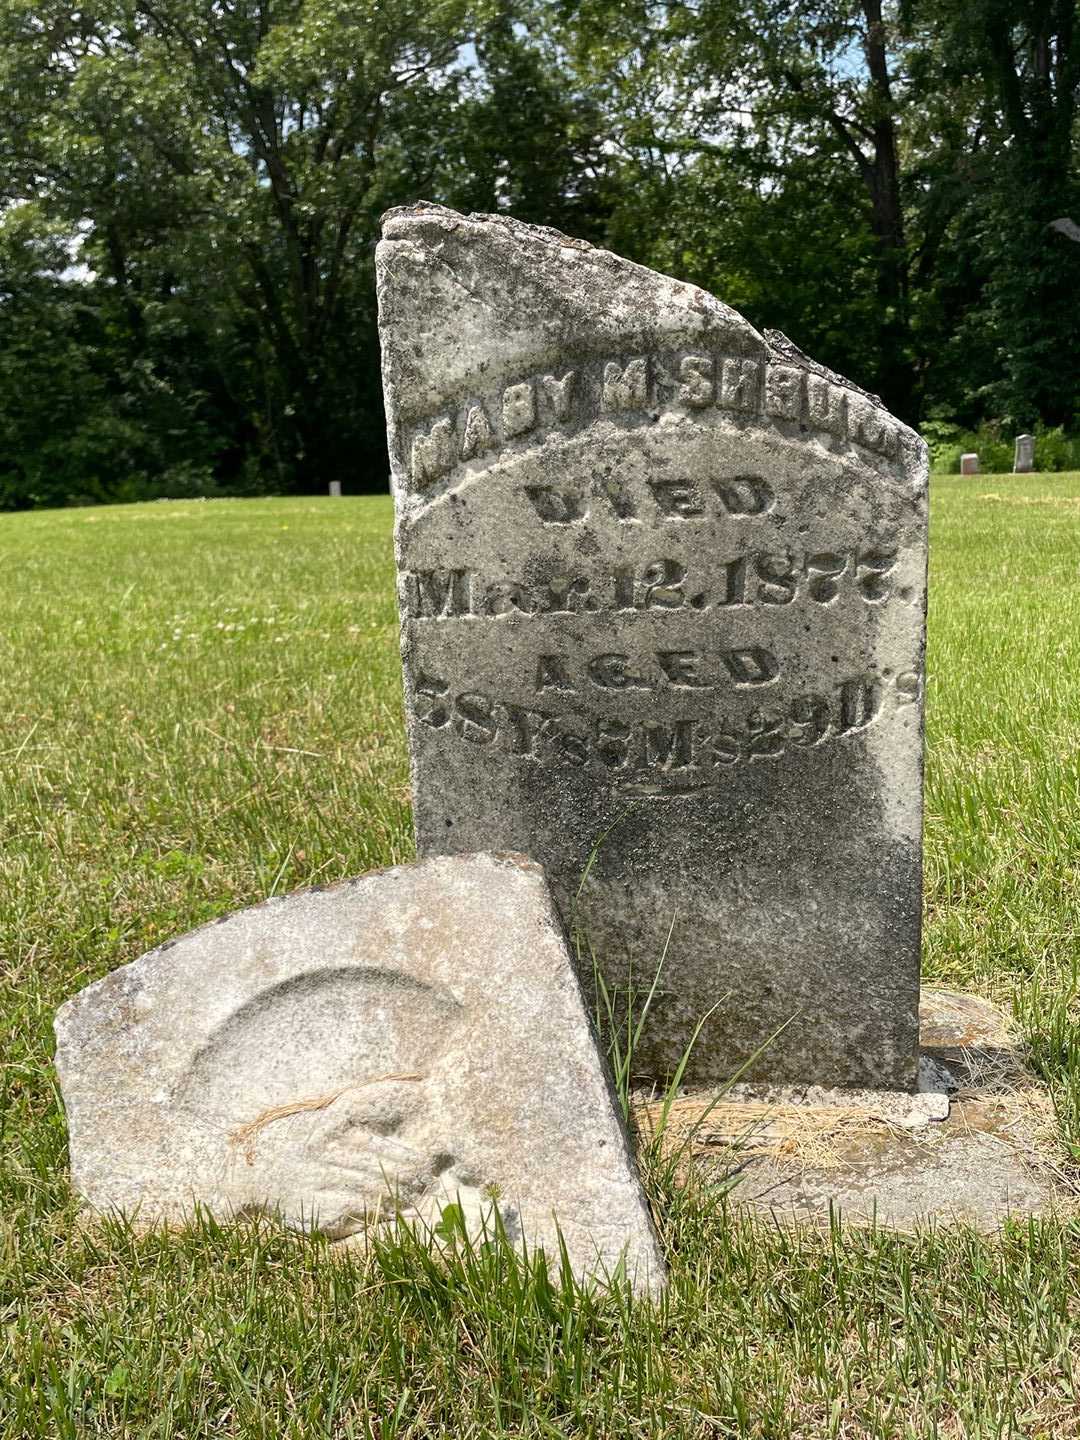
[556,0,919,417]
[447,5,616,238]
[0,0,480,496]
[555,0,1080,431]
[0,203,220,509]
[905,0,1080,427]
[1,0,1078,505]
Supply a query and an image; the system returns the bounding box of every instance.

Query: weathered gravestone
[55,853,664,1292]
[960,453,980,475]
[1013,435,1035,474]
[378,204,928,1091]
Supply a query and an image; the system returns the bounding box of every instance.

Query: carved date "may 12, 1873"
[402,548,902,622]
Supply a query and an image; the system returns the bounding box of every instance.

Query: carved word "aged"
[406,353,903,488]
[401,549,900,621]
[534,646,779,693]
[409,670,921,783]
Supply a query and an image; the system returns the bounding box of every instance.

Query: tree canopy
[1,0,1077,506]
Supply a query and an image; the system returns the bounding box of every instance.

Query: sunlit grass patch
[924,474,1080,997]
[3,480,1080,1436]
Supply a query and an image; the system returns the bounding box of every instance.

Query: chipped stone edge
[379,202,924,425]
[53,851,543,1034]
[376,202,930,541]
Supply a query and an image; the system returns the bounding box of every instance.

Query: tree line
[1,0,1077,507]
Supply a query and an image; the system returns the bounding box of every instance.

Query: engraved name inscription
[405,352,903,489]
[401,548,900,621]
[408,669,921,790]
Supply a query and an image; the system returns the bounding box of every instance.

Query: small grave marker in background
[329,480,343,497]
[1013,435,1035,473]
[960,453,980,475]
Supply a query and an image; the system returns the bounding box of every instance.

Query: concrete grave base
[639,989,1073,1228]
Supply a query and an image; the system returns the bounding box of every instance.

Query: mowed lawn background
[3,479,1080,1437]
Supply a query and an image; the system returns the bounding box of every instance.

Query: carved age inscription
[408,669,922,792]
[406,353,902,490]
[404,394,920,792]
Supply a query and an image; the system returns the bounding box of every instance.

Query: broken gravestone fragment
[54,853,664,1293]
[377,203,928,1091]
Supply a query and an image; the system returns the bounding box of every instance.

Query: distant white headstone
[960,453,979,475]
[1013,435,1035,474]
[329,480,343,497]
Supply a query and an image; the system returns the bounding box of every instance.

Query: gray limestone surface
[54,853,664,1293]
[377,204,928,1090]
[1013,434,1035,473]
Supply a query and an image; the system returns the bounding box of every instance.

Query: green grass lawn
[3,478,1080,1438]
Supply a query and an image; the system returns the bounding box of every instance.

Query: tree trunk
[860,0,912,419]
